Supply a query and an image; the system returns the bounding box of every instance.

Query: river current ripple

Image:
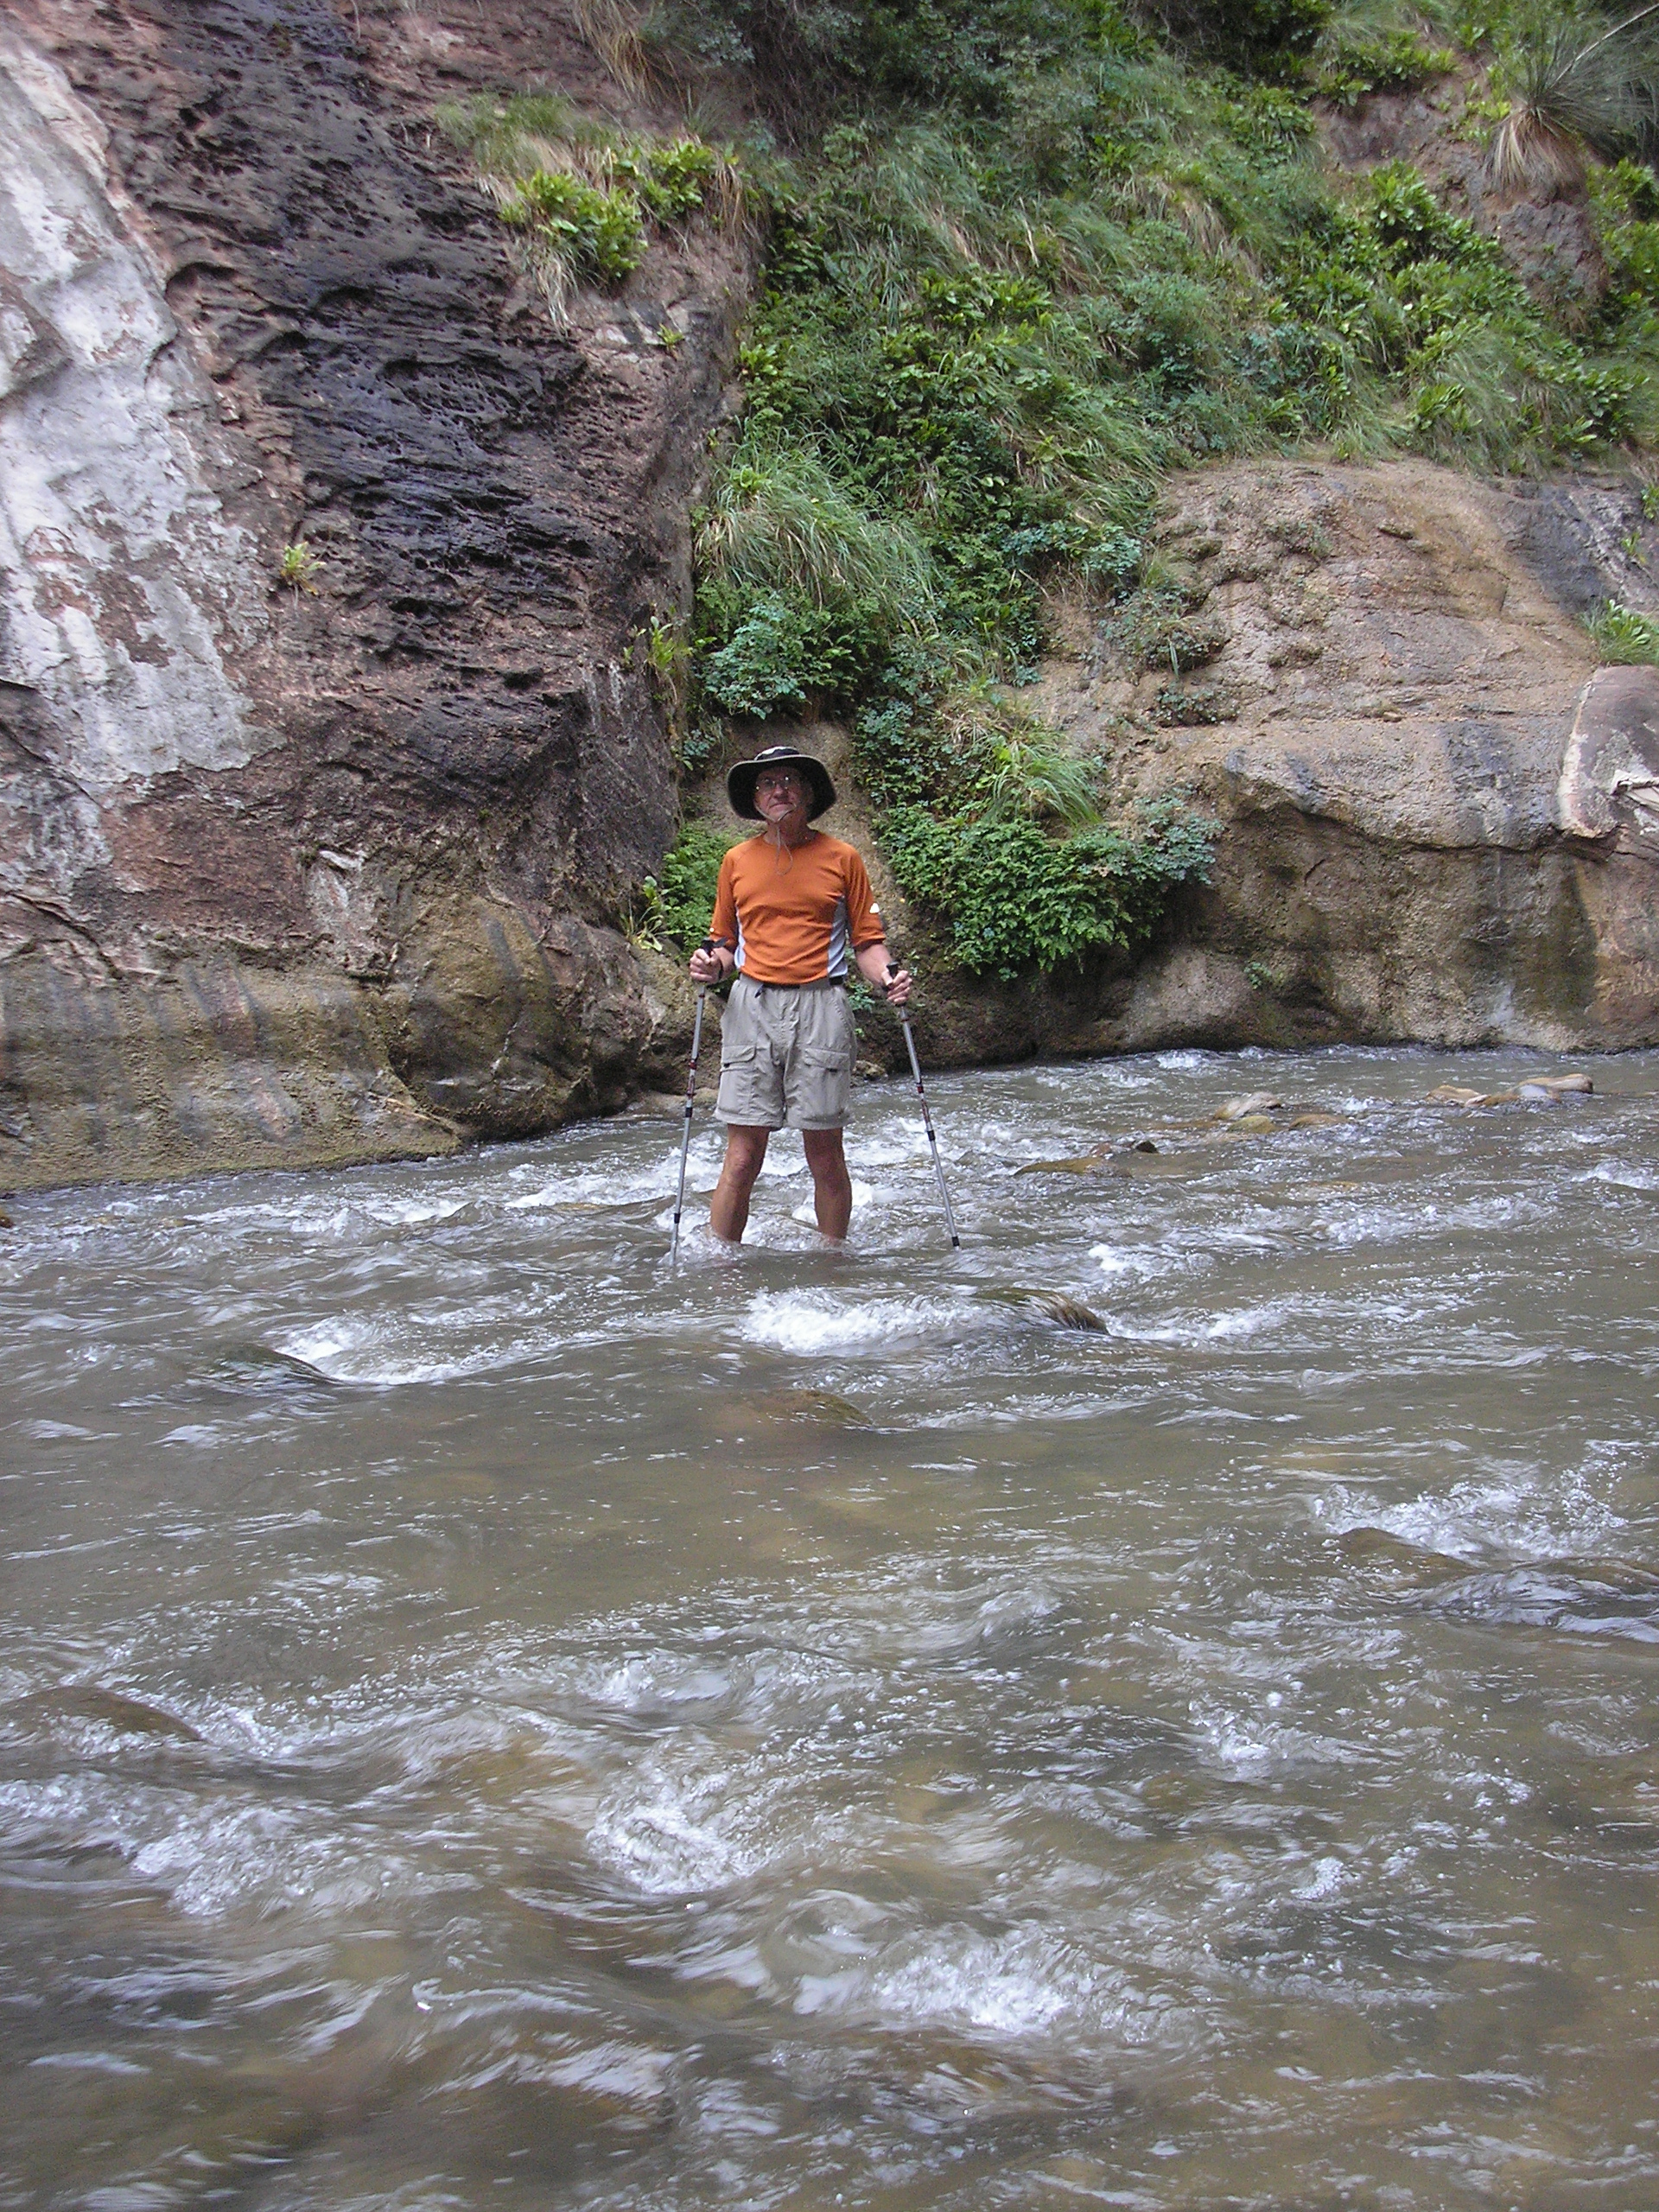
[3,1046,1658,2210]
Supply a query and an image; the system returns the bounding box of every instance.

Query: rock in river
[982,1287,1108,1332]
[1217,1093,1285,1121]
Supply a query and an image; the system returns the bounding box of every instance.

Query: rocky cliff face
[0,0,745,1192]
[1026,457,1659,1058]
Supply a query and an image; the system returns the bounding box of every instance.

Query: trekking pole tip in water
[887,963,961,1251]
[669,941,715,1267]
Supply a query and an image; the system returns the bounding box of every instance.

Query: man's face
[754,766,806,821]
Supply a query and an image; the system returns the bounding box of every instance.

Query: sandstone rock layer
[0,0,742,1192]
[1028,459,1659,1058]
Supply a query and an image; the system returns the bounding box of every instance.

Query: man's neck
[765,818,814,849]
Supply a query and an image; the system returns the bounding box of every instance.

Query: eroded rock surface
[1034,458,1659,1052]
[0,0,743,1192]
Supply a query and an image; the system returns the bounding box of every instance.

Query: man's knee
[803,1128,849,1179]
[721,1127,771,1185]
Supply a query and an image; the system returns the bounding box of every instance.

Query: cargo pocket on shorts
[790,1044,853,1128]
[715,1039,767,1123]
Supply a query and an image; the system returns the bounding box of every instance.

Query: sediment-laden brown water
[3,1046,1657,2209]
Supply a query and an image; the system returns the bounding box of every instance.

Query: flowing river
[3,1045,1659,2210]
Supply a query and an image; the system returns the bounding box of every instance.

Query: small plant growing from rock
[1586,598,1659,663]
[1313,25,1457,109]
[499,168,646,285]
[440,99,739,322]
[277,541,320,594]
[622,875,667,953]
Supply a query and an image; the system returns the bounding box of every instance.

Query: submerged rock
[5,1683,204,1743]
[1217,1093,1284,1120]
[1335,1526,1468,1586]
[741,1389,874,1428]
[205,1344,340,1395]
[1016,1154,1105,1176]
[982,1287,1107,1332]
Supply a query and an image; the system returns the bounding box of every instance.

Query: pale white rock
[1556,664,1659,846]
[0,30,269,829]
[1218,1092,1284,1119]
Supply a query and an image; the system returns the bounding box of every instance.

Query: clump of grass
[977,721,1103,827]
[1586,595,1659,659]
[696,443,934,613]
[1487,2,1659,197]
[438,97,741,316]
[276,541,320,594]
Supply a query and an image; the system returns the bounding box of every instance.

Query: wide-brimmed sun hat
[727,744,837,822]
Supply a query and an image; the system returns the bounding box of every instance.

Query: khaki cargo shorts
[715,976,856,1130]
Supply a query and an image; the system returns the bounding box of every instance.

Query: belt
[736,974,847,992]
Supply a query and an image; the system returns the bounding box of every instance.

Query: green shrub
[637,137,720,218]
[499,168,646,283]
[1314,28,1456,108]
[656,824,741,949]
[700,589,899,716]
[881,797,1217,978]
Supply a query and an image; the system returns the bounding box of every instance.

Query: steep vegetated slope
[649,0,1659,1058]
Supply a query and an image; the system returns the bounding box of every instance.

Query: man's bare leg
[803,1128,854,1241]
[709,1125,772,1243]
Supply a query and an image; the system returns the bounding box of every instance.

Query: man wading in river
[689,746,911,1243]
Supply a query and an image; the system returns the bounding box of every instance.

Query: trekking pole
[887,963,960,1250]
[670,941,715,1267]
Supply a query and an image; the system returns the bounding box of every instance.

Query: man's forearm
[855,941,893,988]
